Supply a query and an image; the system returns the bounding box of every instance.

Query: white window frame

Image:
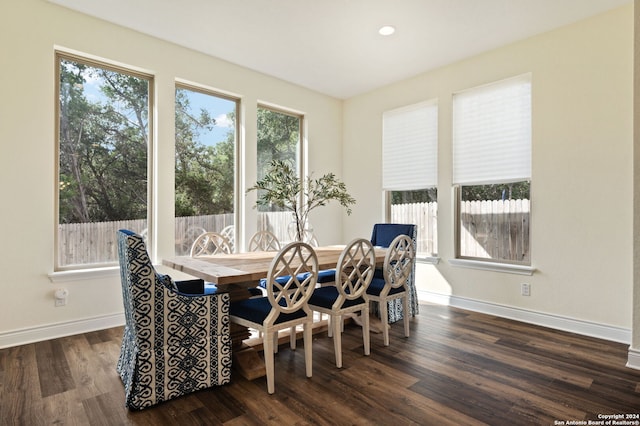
[256,104,305,244]
[174,82,240,254]
[382,99,439,261]
[451,74,534,273]
[54,51,154,272]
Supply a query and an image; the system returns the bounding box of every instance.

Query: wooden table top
[162,245,386,286]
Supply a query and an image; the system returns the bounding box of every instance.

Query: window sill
[448,258,535,276]
[48,266,120,283]
[417,256,440,265]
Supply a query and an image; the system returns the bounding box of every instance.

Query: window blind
[382,99,438,191]
[453,74,531,185]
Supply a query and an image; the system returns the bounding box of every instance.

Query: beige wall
[344,5,634,330]
[0,0,342,341]
[0,0,635,347]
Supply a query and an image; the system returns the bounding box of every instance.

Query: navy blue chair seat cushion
[174,278,205,294]
[171,279,258,297]
[308,286,366,310]
[366,277,406,297]
[169,275,262,297]
[316,269,336,283]
[204,283,218,295]
[258,274,307,289]
[247,287,264,297]
[259,269,335,289]
[373,267,384,280]
[206,283,261,297]
[230,297,308,325]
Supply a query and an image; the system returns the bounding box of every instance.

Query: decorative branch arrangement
[247,160,356,242]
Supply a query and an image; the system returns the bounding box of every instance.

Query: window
[256,106,302,242]
[383,100,438,257]
[56,53,152,270]
[453,74,531,264]
[174,84,238,254]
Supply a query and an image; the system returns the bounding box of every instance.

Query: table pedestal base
[233,346,267,380]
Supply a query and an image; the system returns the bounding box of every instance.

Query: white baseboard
[0,313,125,349]
[1,293,635,357]
[418,290,631,344]
[627,347,640,370]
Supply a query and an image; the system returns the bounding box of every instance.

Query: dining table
[162,244,387,380]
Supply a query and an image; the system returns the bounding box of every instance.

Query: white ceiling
[49,0,631,99]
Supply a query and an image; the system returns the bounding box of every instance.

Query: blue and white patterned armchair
[116,229,231,410]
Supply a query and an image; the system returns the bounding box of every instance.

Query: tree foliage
[58,59,148,223]
[390,189,437,204]
[257,108,299,178]
[461,181,530,201]
[174,88,235,217]
[58,59,237,225]
[390,181,530,205]
[58,57,528,230]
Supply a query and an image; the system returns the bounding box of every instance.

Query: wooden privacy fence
[390,199,530,262]
[58,219,147,267]
[459,199,530,262]
[58,212,289,266]
[390,202,438,256]
[58,201,529,266]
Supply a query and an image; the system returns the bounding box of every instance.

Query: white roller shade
[382,99,438,190]
[453,74,531,185]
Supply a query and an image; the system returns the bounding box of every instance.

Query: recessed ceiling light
[378,25,396,36]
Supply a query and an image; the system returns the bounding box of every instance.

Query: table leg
[221,284,268,380]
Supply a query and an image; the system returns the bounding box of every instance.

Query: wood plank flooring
[1,303,640,425]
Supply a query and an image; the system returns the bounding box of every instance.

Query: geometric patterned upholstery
[370,223,419,323]
[116,229,231,410]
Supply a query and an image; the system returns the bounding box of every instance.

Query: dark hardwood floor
[2,303,639,425]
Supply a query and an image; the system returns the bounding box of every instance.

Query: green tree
[59,59,237,226]
[58,59,149,224]
[461,181,530,201]
[257,108,299,179]
[174,88,235,217]
[390,189,437,204]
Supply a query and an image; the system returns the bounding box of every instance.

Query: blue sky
[182,89,235,147]
[80,66,235,147]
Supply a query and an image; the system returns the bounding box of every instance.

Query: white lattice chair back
[264,241,318,323]
[220,225,235,251]
[248,230,281,252]
[384,234,415,290]
[190,232,232,256]
[335,238,376,302]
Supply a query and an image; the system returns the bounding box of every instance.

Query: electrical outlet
[54,288,68,307]
[521,283,531,296]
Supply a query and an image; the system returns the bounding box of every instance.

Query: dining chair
[370,223,418,323]
[308,238,375,368]
[248,230,281,252]
[189,231,253,296]
[220,225,235,251]
[229,241,318,394]
[116,229,231,409]
[367,234,415,346]
[248,230,282,334]
[190,231,232,257]
[287,221,318,245]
